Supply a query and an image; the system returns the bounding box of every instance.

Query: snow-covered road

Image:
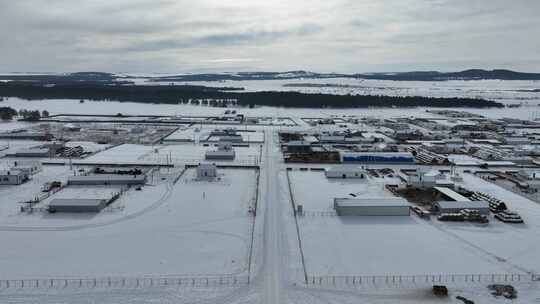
[260,129,286,304]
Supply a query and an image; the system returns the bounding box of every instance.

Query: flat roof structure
[49,198,108,213]
[68,174,146,186]
[333,197,410,216]
[434,187,471,202]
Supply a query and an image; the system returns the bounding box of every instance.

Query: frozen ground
[82,143,261,166]
[445,174,540,274]
[3,97,540,120]
[289,170,395,211]
[0,168,257,278]
[289,170,526,276]
[0,140,48,158]
[82,144,155,164]
[139,78,540,103]
[164,126,265,143]
[140,143,261,165]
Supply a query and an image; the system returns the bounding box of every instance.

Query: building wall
[0,174,23,185]
[436,206,490,215]
[325,171,365,179]
[336,206,410,216]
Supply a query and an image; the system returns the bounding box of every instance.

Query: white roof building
[196,163,218,180]
[333,197,410,216]
[325,166,367,179]
[434,201,490,215]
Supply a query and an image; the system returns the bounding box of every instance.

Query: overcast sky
[1,0,539,73]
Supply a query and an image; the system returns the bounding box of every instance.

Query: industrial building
[325,166,366,179]
[48,198,108,213]
[11,161,42,175]
[0,170,28,185]
[8,148,51,158]
[205,142,236,160]
[67,174,146,186]
[433,201,490,215]
[196,163,218,179]
[285,141,312,153]
[333,197,410,216]
[341,152,415,164]
[219,135,243,143]
[406,169,453,189]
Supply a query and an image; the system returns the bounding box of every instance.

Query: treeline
[0,83,504,108]
[0,106,49,121]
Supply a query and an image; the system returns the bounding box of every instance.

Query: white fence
[306,273,540,288]
[0,275,249,290]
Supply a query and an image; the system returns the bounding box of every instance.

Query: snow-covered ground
[0,168,257,278]
[0,140,48,158]
[140,78,540,104]
[289,170,395,211]
[3,96,540,120]
[82,144,155,164]
[164,126,265,143]
[288,170,533,276]
[140,143,261,165]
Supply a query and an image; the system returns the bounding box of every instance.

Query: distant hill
[355,69,540,81]
[147,69,540,82]
[1,69,539,84]
[0,81,504,109]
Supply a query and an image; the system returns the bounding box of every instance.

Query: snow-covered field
[81,142,261,166]
[0,168,257,278]
[289,170,535,276]
[141,78,540,104]
[164,126,265,143]
[289,170,395,211]
[140,143,261,165]
[82,144,155,164]
[3,96,540,120]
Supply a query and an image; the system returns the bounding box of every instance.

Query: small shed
[0,170,28,185]
[333,198,410,216]
[325,166,366,179]
[196,163,218,179]
[434,201,490,215]
[49,198,108,213]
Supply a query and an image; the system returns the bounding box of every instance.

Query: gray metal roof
[49,198,106,207]
[435,200,489,209]
[334,198,410,207]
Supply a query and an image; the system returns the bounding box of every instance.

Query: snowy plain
[0,168,257,278]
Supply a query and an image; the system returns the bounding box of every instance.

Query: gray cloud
[0,0,539,73]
